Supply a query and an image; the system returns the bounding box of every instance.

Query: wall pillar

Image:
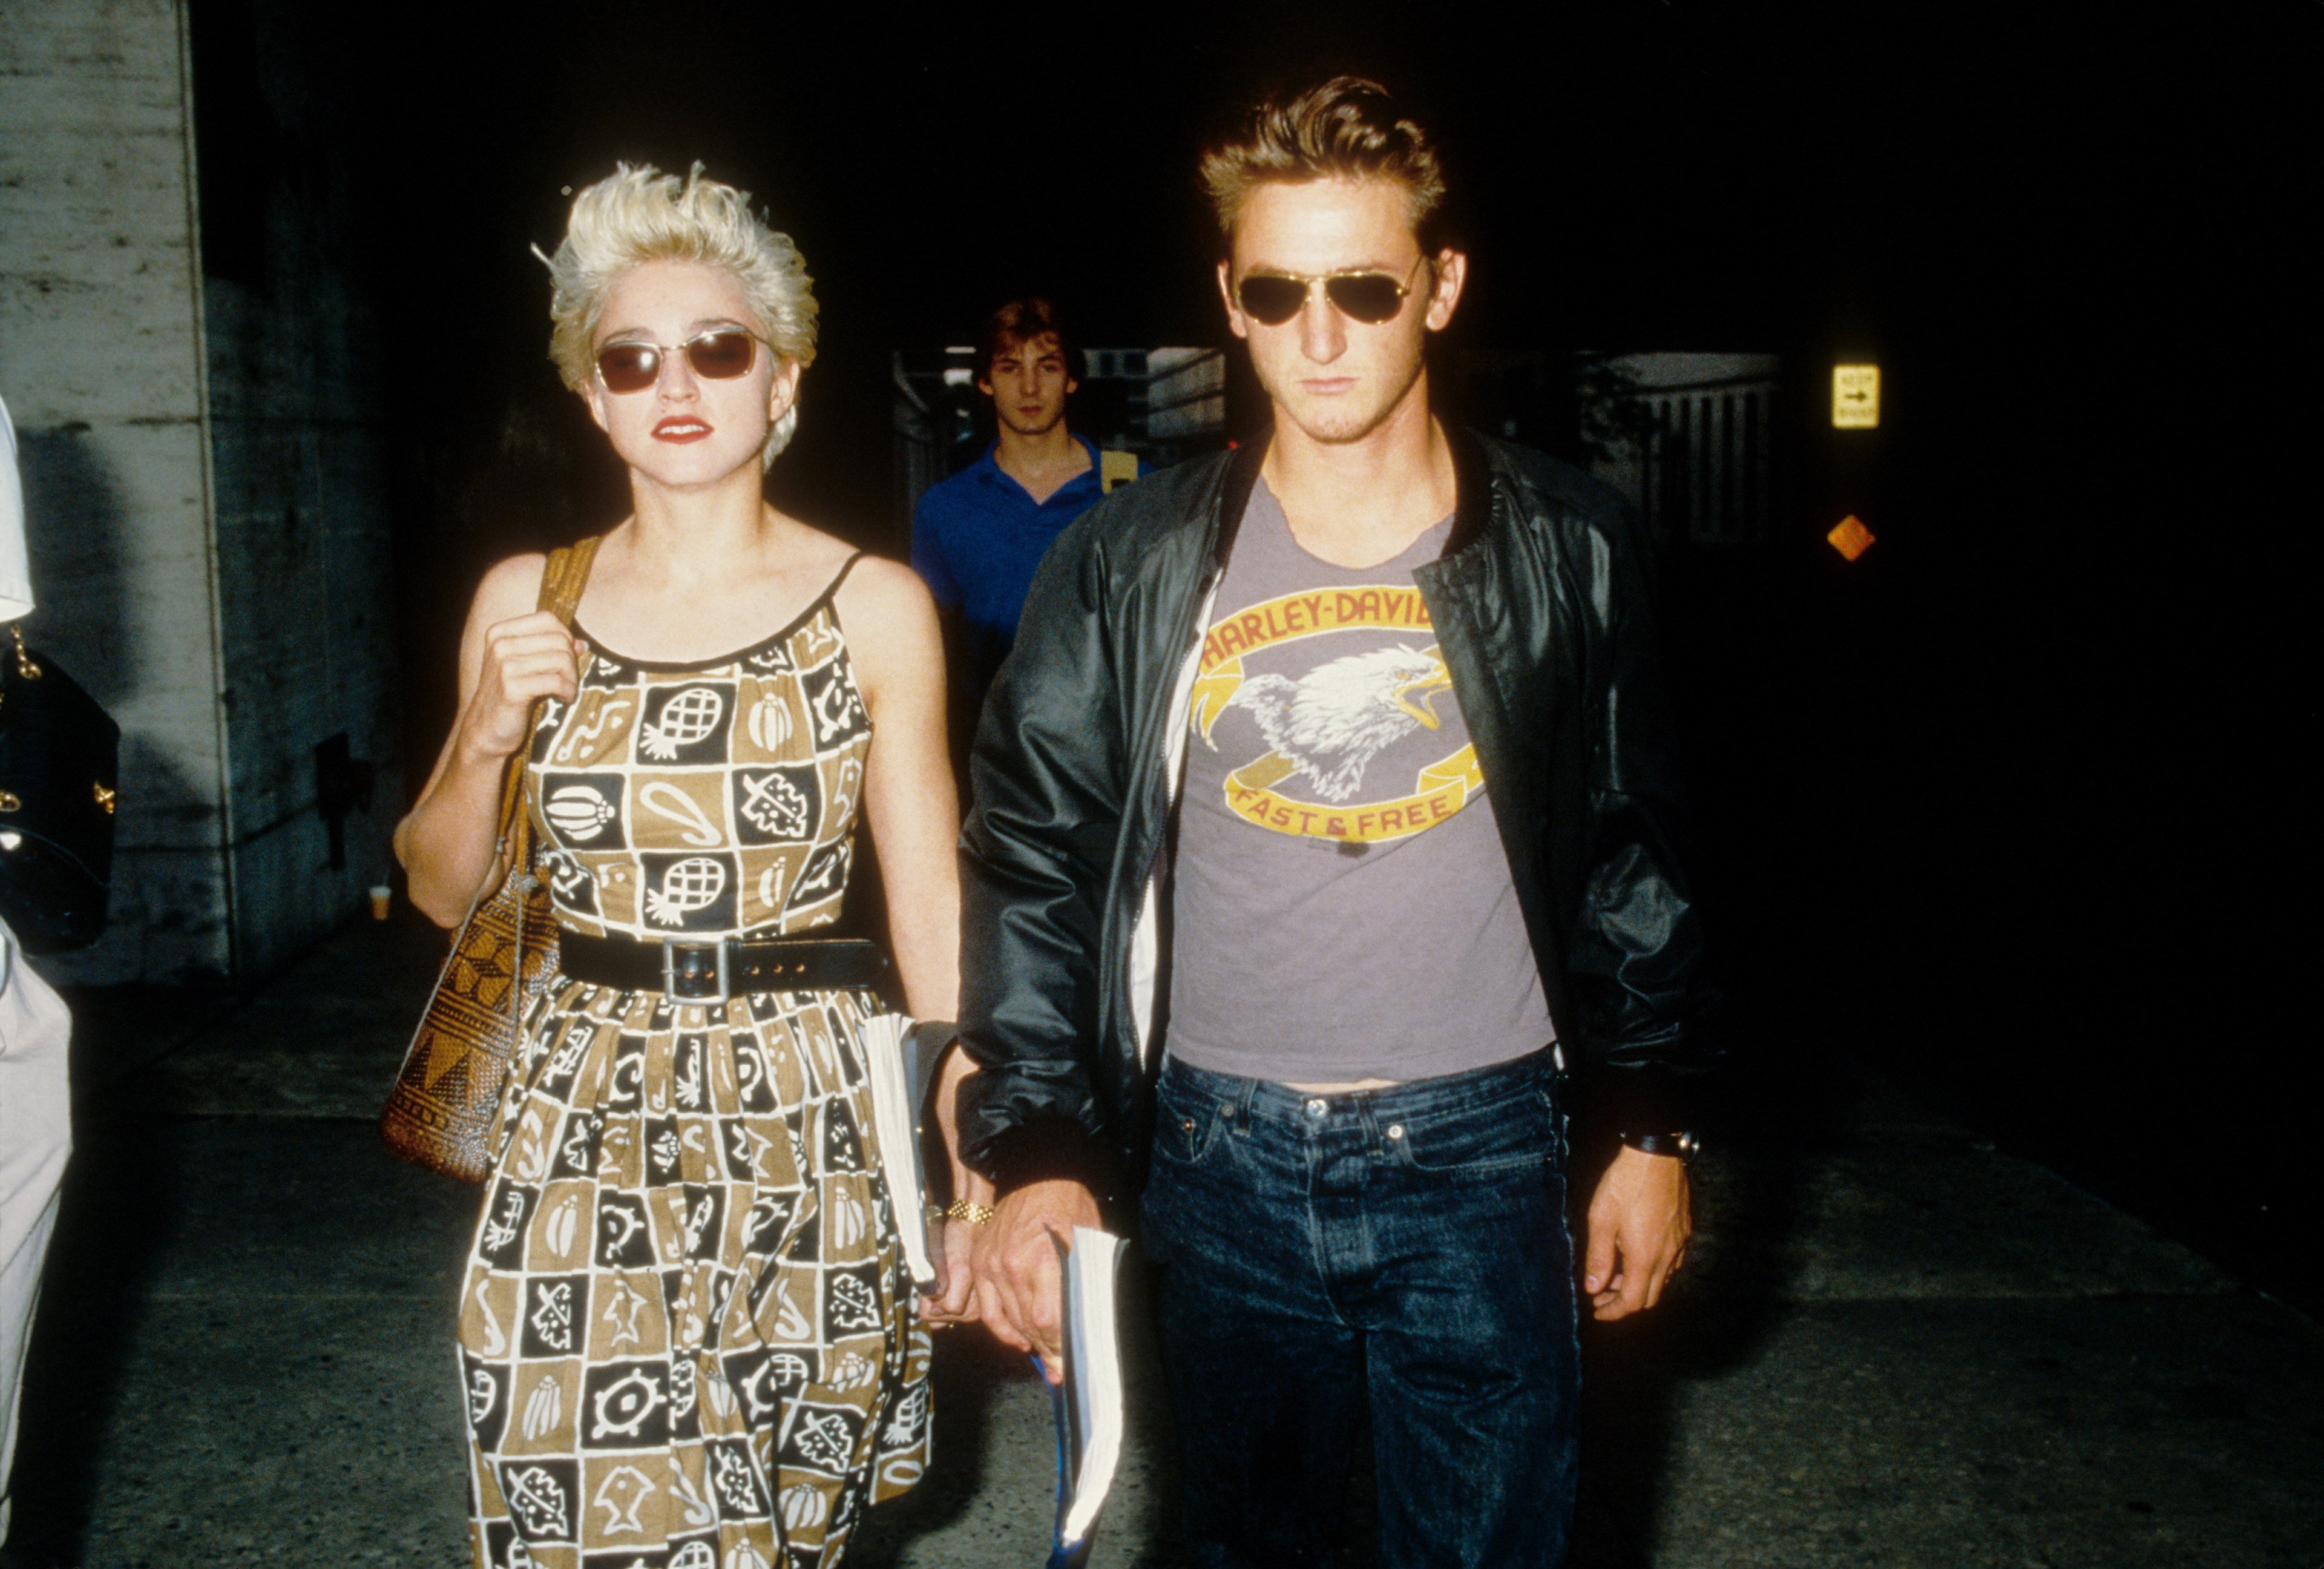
[1,0,396,984]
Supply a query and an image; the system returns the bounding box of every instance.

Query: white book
[1048,1225,1130,1568]
[858,1012,952,1293]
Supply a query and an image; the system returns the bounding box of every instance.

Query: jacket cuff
[1571,1061,1706,1138]
[974,1118,1116,1200]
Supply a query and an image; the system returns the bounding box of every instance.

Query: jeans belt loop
[1233,1076,1260,1124]
[661,938,731,1005]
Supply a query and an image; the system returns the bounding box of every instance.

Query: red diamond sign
[1827,514,1875,561]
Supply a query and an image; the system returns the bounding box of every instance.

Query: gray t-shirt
[1164,479,1554,1083]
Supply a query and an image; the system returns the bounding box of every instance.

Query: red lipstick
[653,416,712,443]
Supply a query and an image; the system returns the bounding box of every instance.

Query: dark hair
[975,297,1083,384]
[1200,76,1448,251]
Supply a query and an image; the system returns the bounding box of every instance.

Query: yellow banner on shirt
[1223,743,1484,844]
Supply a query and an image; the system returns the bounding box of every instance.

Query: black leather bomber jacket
[956,429,1718,1200]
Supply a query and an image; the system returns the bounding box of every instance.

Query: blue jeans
[1140,1051,1578,1569]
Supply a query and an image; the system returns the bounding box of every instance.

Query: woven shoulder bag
[381,536,600,1180]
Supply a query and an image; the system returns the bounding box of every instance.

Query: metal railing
[1582,354,1781,546]
[1635,375,1779,545]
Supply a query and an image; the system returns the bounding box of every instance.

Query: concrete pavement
[7,915,2319,1567]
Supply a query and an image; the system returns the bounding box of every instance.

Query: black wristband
[1618,1131,1699,1162]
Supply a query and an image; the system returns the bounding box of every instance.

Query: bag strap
[539,534,602,633]
[491,535,604,860]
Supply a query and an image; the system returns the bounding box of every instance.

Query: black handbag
[0,621,122,952]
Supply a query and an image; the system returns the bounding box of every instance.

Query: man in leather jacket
[957,77,1716,1567]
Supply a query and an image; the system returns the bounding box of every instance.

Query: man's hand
[969,1178,1101,1383]
[1583,1145,1692,1321]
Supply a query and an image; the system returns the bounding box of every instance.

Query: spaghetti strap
[819,550,867,625]
[825,550,867,598]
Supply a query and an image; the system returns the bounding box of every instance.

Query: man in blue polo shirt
[911,298,1136,748]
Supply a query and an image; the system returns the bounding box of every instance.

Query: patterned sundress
[456,556,931,1569]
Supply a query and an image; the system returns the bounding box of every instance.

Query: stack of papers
[858,1012,954,1292]
[861,1015,1130,1565]
[1048,1225,1129,1569]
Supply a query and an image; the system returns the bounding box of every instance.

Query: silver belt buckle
[661,939,731,1005]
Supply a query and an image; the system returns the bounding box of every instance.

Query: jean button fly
[1305,1098,1327,1118]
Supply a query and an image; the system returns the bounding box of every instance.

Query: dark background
[188,2,2316,1305]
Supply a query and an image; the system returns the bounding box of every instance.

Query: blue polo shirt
[911,435,1134,694]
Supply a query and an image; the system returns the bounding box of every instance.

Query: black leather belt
[559,930,889,1004]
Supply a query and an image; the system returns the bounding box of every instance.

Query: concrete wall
[201,288,399,978]
[192,0,399,977]
[1,0,233,981]
[1,0,398,983]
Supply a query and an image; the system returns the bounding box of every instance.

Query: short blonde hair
[543,163,818,464]
[1200,76,1448,251]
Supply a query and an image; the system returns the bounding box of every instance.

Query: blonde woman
[396,164,989,1569]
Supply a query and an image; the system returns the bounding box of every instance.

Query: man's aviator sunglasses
[594,328,768,393]
[1234,257,1428,327]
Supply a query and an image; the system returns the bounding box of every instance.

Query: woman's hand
[921,1208,992,1326]
[458,611,584,763]
[917,1044,988,1327]
[396,554,570,926]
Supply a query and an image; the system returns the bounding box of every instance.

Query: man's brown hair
[1199,76,1449,249]
[975,297,1084,384]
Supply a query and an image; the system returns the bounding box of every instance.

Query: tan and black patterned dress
[458,556,930,1569]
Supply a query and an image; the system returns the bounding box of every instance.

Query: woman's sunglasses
[593,328,766,393]
[1233,258,1428,327]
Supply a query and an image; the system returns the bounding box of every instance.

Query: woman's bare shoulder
[769,515,861,572]
[838,551,932,602]
[471,551,550,625]
[832,552,937,627]
[769,509,931,624]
